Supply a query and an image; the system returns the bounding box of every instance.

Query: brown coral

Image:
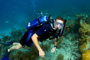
[9,45,39,60]
[55,54,64,60]
[85,16,90,24]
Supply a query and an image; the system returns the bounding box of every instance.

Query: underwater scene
[0,0,90,60]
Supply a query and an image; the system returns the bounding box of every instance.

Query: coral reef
[0,28,26,60]
[9,41,52,60]
[82,50,90,60]
[10,28,26,42]
[9,45,39,60]
[41,43,51,51]
[60,33,81,60]
[85,16,90,24]
[0,14,86,60]
[79,22,90,44]
[0,35,11,43]
[38,33,81,60]
[64,20,74,33]
[78,14,90,60]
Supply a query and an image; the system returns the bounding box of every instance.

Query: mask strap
[59,24,65,37]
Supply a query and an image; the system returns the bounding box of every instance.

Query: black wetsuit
[19,23,60,46]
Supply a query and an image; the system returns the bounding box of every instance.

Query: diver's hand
[39,50,45,57]
[51,47,56,53]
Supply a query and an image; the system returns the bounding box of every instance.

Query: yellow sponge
[82,50,90,60]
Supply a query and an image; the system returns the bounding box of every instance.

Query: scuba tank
[26,16,48,29]
[26,15,66,41]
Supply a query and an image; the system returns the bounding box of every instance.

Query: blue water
[0,0,90,35]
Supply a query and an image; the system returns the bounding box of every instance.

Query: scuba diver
[2,15,67,60]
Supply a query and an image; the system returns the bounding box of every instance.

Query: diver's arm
[51,38,57,53]
[54,38,58,48]
[31,33,43,52]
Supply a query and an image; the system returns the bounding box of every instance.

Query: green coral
[41,43,51,51]
[42,58,47,60]
[9,45,39,60]
[85,16,90,24]
[9,41,51,60]
[79,21,90,39]
[2,36,11,42]
[56,54,64,60]
[64,20,74,33]
[10,28,26,42]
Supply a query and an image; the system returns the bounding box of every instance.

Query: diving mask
[54,21,64,29]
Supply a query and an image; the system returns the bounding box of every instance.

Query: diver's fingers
[39,54,45,57]
[39,54,44,57]
[39,51,45,57]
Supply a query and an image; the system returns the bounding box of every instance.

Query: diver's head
[54,17,65,30]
